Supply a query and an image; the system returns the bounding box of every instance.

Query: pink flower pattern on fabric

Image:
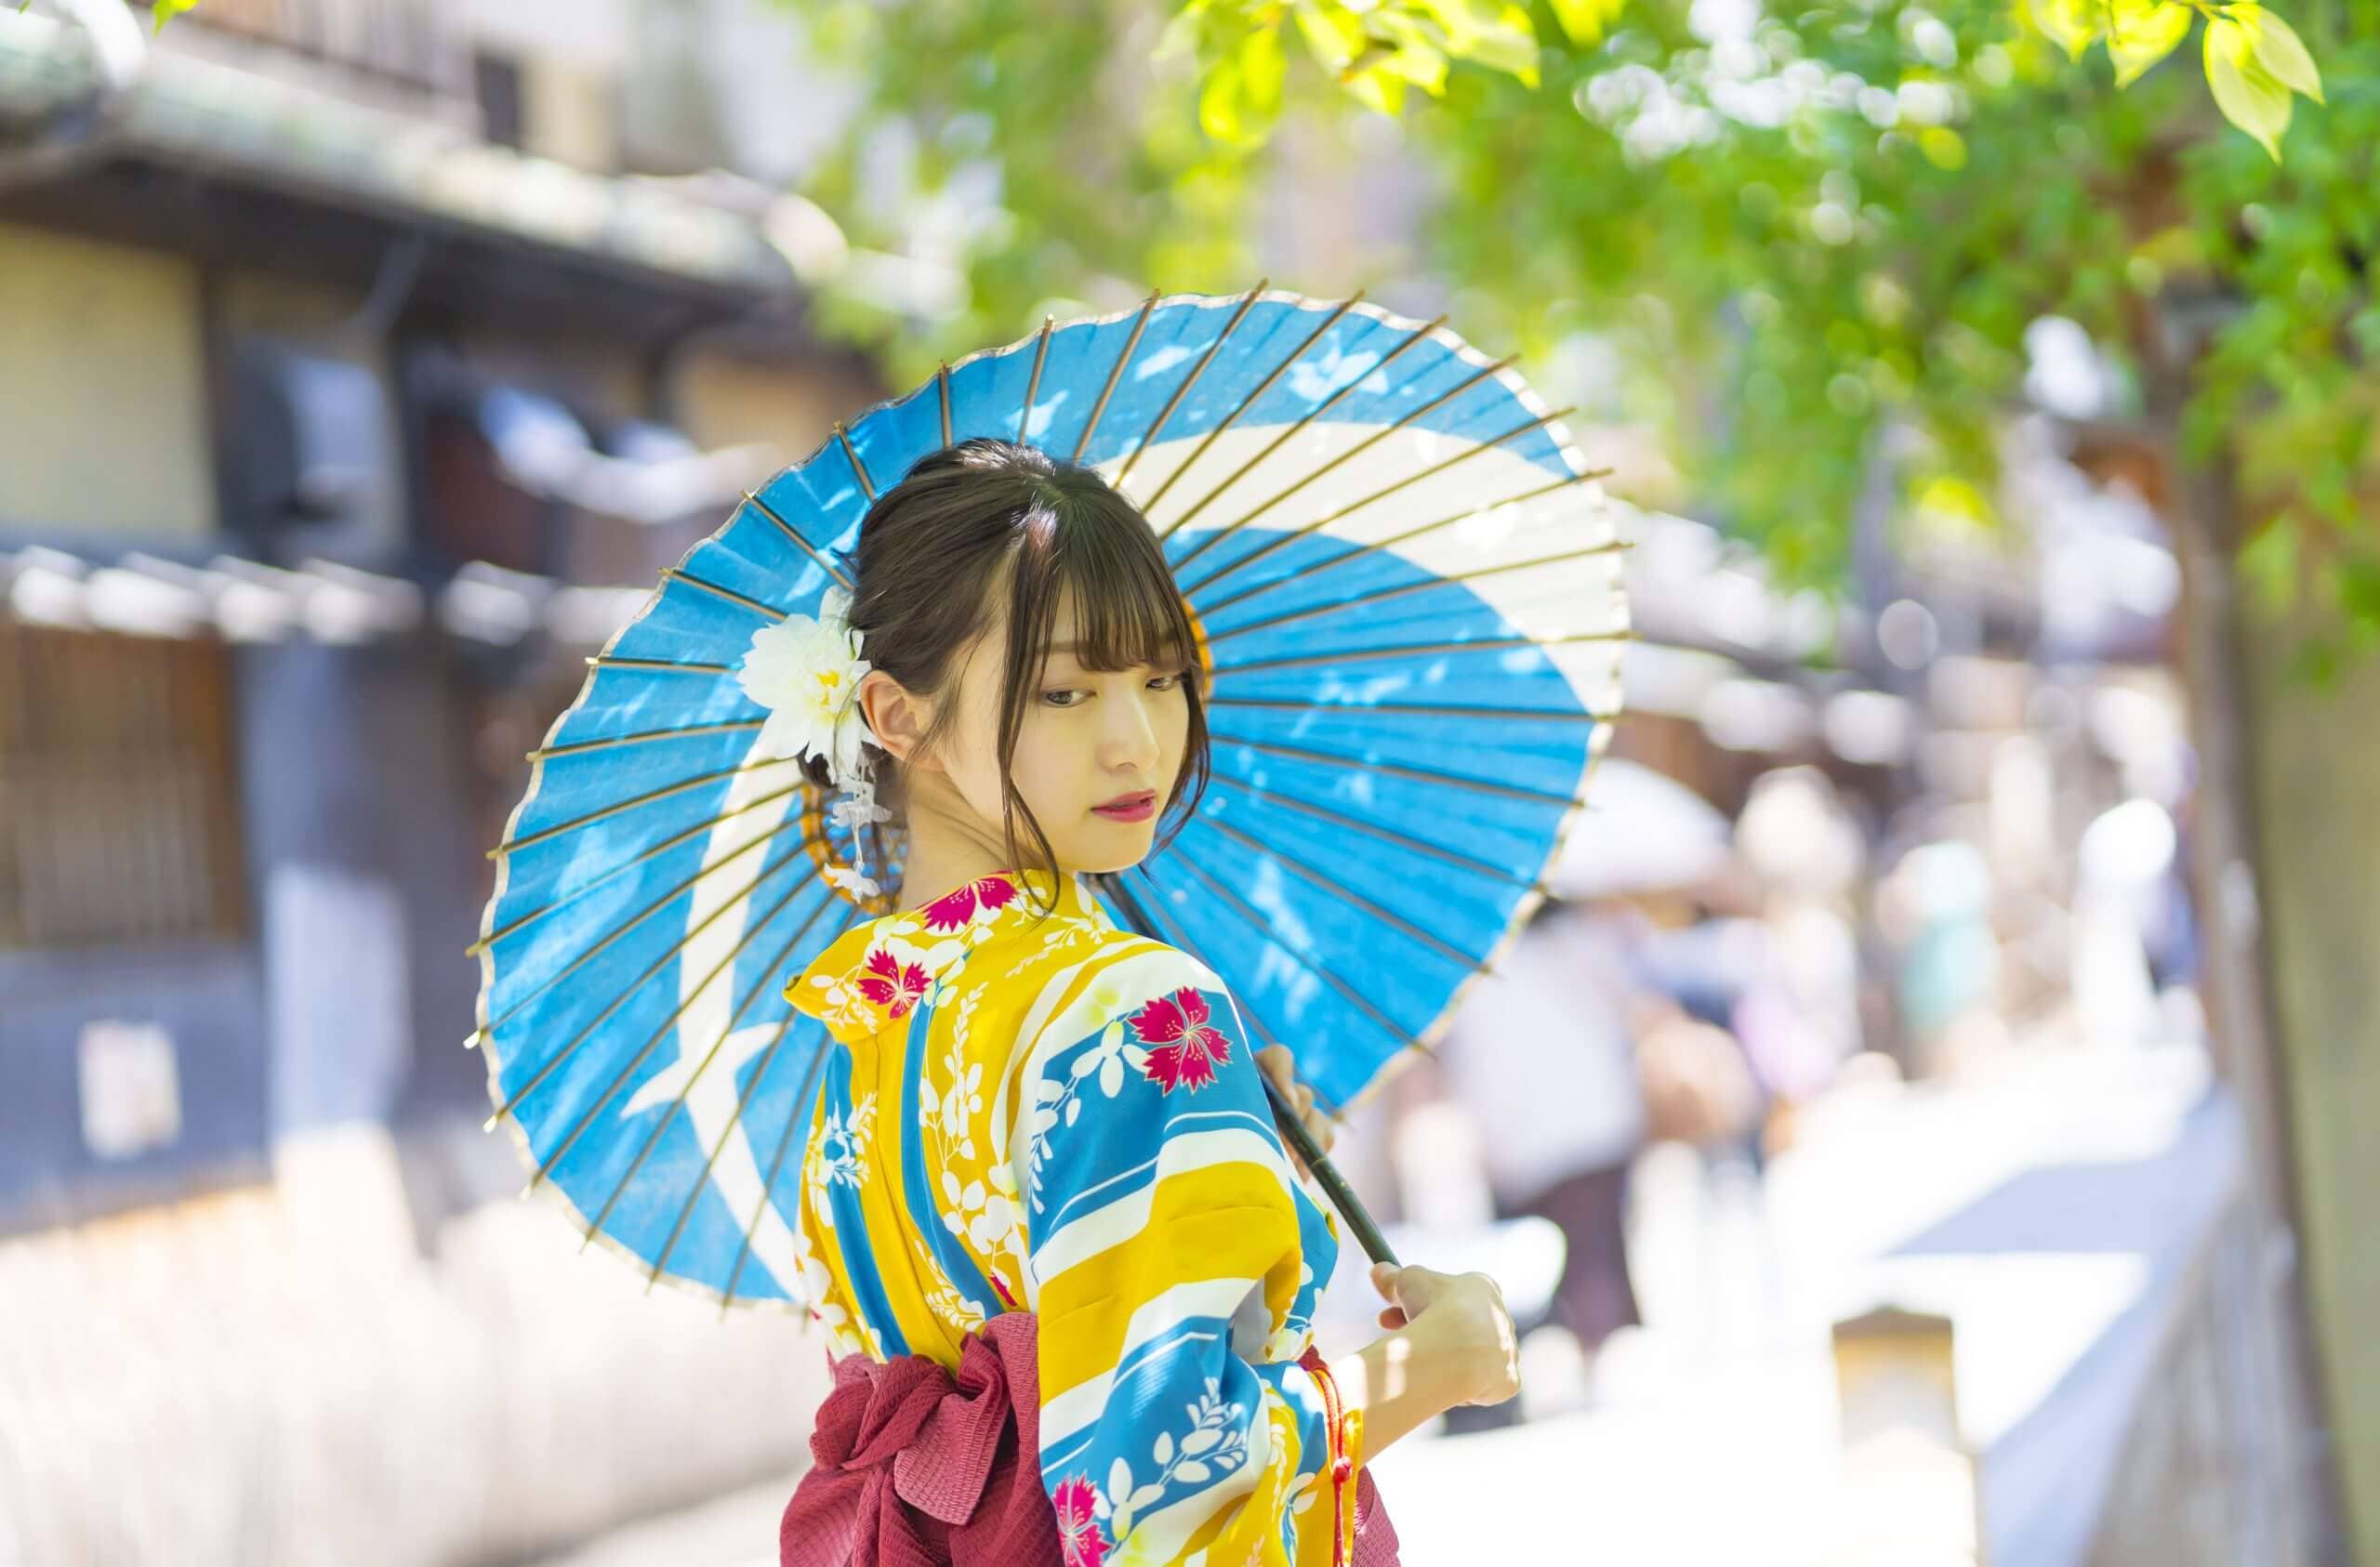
[1129,986,1233,1094]
[919,875,1021,932]
[853,947,929,1018]
[1052,1474,1111,1567]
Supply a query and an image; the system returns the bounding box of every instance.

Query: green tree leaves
[2106,0,2193,87]
[1170,0,2330,163]
[786,0,2375,643]
[2204,6,2322,157]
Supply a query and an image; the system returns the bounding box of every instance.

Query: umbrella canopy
[474,288,1629,1307]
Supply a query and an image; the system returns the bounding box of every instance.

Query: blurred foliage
[789,0,2374,638]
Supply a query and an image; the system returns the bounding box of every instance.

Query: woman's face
[932,595,1192,876]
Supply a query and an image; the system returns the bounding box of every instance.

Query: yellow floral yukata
[785,868,1361,1567]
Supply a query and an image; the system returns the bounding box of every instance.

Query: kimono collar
[787,868,1103,1044]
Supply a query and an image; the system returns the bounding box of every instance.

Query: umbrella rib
[1117,279,1266,492]
[578,889,847,1255]
[834,423,876,503]
[490,759,800,859]
[577,886,841,1251]
[1168,350,1514,578]
[1021,316,1054,442]
[586,656,734,677]
[649,1007,800,1291]
[469,781,810,955]
[661,568,787,623]
[1177,405,1579,599]
[1210,694,1618,726]
[654,907,856,1295]
[1161,842,1435,1060]
[1204,728,1582,806]
[1199,767,1527,883]
[1197,813,1478,968]
[1072,291,1160,464]
[1201,539,1632,647]
[661,908,856,1303]
[1148,293,1365,529]
[484,843,821,1115]
[742,491,855,592]
[528,718,763,763]
[1191,473,1584,621]
[478,833,814,1054]
[1162,312,1450,560]
[721,1011,842,1314]
[937,362,954,446]
[1209,626,1633,680]
[526,864,826,1194]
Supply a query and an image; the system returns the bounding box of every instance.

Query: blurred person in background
[1435,897,1657,1367]
[1725,770,1870,1153]
[1876,836,2005,1077]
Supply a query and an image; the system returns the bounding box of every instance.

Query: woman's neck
[892,777,1025,914]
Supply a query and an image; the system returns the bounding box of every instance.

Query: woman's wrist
[1329,1314,1493,1461]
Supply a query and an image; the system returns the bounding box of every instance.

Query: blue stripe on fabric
[1038,1317,1231,1479]
[821,1046,909,1359]
[898,987,1002,1321]
[1030,1098,1280,1237]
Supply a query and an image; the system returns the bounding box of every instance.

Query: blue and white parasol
[474,287,1629,1306]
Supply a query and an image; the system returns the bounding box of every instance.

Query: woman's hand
[1368,1262,1522,1408]
[1255,1044,1335,1179]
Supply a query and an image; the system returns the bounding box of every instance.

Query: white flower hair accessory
[736,585,891,898]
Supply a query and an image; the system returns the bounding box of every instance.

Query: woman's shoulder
[998,926,1249,1092]
[786,870,1230,1048]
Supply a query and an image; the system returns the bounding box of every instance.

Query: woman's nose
[1101,691,1163,771]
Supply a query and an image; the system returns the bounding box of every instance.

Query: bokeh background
[2,0,2374,1562]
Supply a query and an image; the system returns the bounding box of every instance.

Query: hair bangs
[1001,485,1197,679]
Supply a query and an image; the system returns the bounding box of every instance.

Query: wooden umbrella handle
[1260,1073,1400,1270]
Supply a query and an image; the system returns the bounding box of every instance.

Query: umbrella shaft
[1261,1074,1398,1269]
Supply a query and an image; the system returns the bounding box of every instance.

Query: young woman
[768,438,1520,1567]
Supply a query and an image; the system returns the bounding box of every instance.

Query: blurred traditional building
[0,0,878,1233]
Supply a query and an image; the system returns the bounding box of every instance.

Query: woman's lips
[1093,794,1157,823]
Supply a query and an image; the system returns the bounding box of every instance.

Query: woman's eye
[1041,689,1088,708]
[1148,672,1184,691]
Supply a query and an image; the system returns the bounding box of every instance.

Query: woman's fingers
[1256,1044,1294,1096]
[1256,1044,1338,1169]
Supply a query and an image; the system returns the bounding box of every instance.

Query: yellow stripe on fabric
[1038,1165,1297,1402]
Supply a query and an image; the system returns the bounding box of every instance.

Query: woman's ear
[857,668,936,772]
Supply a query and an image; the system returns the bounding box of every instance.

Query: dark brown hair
[808,438,1210,911]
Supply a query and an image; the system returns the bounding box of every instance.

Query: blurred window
[0,623,246,951]
[474,51,526,151]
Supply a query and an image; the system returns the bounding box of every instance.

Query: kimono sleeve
[1011,942,1357,1567]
